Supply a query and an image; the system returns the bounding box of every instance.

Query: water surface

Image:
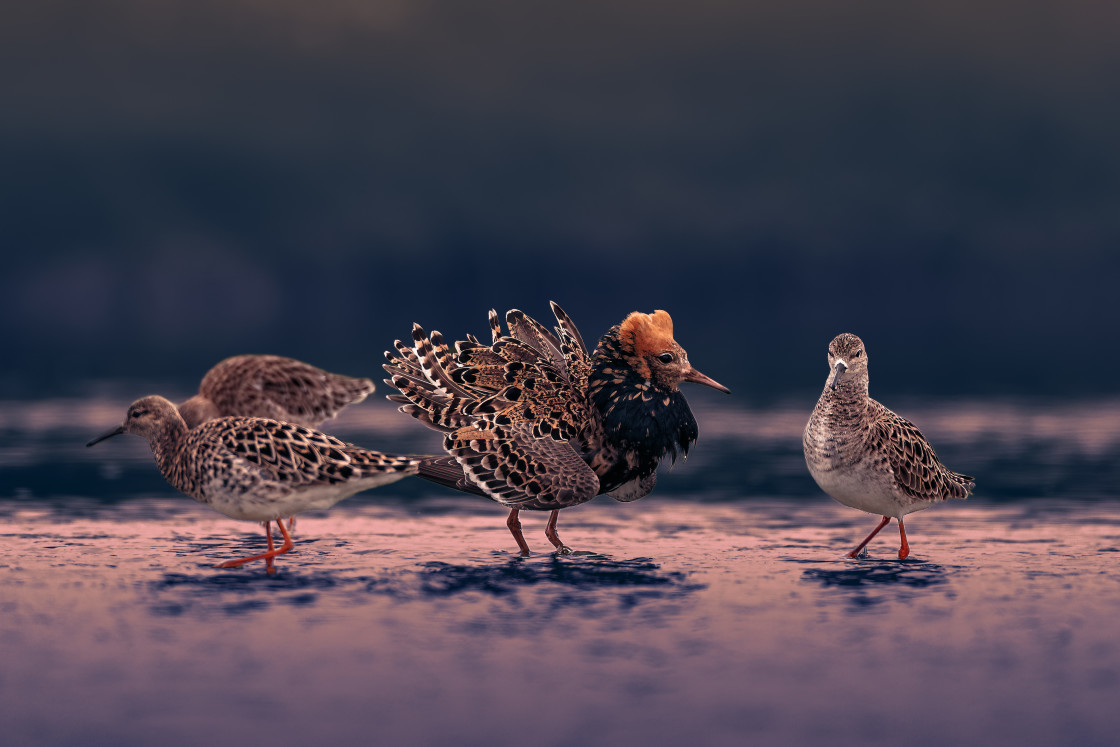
[1,396,1118,745]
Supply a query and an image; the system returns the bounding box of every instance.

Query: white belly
[200,472,407,522]
[807,462,929,519]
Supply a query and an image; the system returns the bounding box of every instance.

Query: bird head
[87,395,185,446]
[826,333,868,391]
[618,310,730,394]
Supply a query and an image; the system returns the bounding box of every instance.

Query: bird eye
[658,353,674,364]
[854,349,863,358]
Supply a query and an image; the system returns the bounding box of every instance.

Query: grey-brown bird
[803,333,975,559]
[383,302,729,555]
[87,395,418,573]
[177,354,376,430]
[176,354,377,534]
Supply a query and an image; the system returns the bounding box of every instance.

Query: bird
[383,301,730,556]
[177,354,376,430]
[803,333,975,559]
[176,354,378,533]
[87,395,418,573]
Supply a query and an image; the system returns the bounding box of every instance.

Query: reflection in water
[150,570,350,616]
[420,556,698,595]
[803,563,949,588]
[5,397,1120,745]
[801,562,952,609]
[145,554,705,619]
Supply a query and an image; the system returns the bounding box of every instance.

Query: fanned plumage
[384,301,729,555]
[178,354,376,429]
[803,333,975,559]
[87,395,418,573]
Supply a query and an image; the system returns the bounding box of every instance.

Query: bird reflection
[801,563,952,609]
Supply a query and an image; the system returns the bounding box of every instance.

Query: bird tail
[949,471,975,499]
[415,455,487,497]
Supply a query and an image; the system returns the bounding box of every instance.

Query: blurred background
[2,0,1117,403]
[3,9,1120,744]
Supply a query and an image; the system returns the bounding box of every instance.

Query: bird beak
[681,366,731,394]
[828,360,848,391]
[86,425,125,447]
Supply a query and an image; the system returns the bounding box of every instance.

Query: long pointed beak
[828,360,848,391]
[681,366,731,394]
[86,425,125,447]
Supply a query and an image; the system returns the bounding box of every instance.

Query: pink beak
[681,366,731,394]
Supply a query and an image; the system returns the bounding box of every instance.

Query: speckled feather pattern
[803,333,974,519]
[178,355,376,430]
[384,303,600,511]
[114,396,418,522]
[383,302,718,514]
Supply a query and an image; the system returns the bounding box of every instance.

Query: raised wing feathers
[383,303,600,508]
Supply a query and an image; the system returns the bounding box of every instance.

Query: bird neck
[586,327,699,487]
[818,377,870,422]
[148,418,192,489]
[177,395,218,429]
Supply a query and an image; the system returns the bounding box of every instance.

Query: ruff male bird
[87,395,418,573]
[383,302,729,555]
[177,354,376,430]
[803,333,974,559]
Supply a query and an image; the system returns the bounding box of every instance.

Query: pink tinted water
[2,498,1118,746]
[1,396,1119,745]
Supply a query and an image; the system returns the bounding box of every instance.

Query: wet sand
[2,497,1118,746]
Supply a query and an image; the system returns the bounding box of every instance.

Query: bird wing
[384,303,599,508]
[444,422,600,509]
[870,405,974,501]
[198,416,415,488]
[202,355,375,428]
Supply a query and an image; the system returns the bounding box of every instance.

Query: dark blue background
[3,1,1116,402]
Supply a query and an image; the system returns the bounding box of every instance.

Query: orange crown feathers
[619,310,676,357]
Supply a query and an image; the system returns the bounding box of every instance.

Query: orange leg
[506,509,532,557]
[216,519,295,574]
[847,515,892,558]
[898,518,911,560]
[286,516,296,534]
[544,510,572,555]
[264,522,276,574]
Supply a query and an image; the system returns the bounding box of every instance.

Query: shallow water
[2,395,1119,745]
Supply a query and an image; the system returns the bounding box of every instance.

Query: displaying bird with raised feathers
[177,354,376,430]
[803,333,975,559]
[383,301,730,555]
[87,395,418,573]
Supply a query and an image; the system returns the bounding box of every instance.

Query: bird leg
[544,510,572,555]
[264,521,276,573]
[506,509,532,557]
[216,519,295,573]
[847,515,892,558]
[897,518,911,560]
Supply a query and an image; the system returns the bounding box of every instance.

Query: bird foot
[555,545,573,556]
